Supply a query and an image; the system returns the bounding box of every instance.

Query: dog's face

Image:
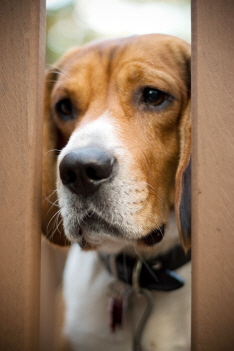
[42,34,191,253]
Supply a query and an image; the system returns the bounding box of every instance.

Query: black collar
[100,245,191,292]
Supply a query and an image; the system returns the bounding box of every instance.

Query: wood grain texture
[40,242,68,351]
[0,0,45,350]
[191,0,234,350]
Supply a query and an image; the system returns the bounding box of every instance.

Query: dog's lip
[138,225,165,247]
[79,236,98,250]
[79,212,123,237]
[77,212,165,248]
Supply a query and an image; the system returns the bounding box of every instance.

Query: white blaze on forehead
[58,111,122,162]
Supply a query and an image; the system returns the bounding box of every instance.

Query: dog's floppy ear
[41,67,69,246]
[42,48,79,246]
[174,43,191,252]
[175,103,191,252]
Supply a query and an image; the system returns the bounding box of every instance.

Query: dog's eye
[142,88,167,107]
[55,99,75,121]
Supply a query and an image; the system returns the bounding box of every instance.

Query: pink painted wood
[0,1,45,350]
[192,1,234,350]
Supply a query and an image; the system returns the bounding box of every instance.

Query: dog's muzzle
[59,147,116,197]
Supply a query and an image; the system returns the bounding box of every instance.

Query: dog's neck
[98,211,190,292]
[98,210,180,259]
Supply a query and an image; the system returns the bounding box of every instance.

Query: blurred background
[46,0,191,65]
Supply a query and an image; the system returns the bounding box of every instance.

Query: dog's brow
[117,62,179,96]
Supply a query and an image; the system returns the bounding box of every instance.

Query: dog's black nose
[59,147,116,196]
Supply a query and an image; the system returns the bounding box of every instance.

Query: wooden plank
[191,0,234,350]
[40,242,68,351]
[0,0,45,350]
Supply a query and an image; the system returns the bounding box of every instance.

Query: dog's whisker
[41,209,61,244]
[52,218,63,238]
[46,216,63,243]
[42,191,54,203]
[54,207,63,232]
[53,209,62,231]
[144,59,154,66]
[45,148,62,156]
[44,196,60,208]
[44,201,60,217]
[42,189,58,201]
[46,208,62,235]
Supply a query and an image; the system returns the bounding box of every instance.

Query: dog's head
[42,34,191,253]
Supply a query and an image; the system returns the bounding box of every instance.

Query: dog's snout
[59,148,116,196]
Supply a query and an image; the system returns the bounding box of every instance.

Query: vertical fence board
[40,243,68,351]
[191,0,234,350]
[0,0,45,350]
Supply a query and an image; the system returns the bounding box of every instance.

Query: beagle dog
[42,34,191,351]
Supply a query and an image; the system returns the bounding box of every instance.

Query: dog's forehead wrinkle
[64,45,183,88]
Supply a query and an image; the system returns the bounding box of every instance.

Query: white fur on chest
[63,245,191,351]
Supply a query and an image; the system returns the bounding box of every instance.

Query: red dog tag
[108,296,123,333]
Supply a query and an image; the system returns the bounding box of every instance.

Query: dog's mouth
[75,212,165,249]
[139,225,165,246]
[80,212,121,236]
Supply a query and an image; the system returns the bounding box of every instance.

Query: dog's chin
[64,212,165,251]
